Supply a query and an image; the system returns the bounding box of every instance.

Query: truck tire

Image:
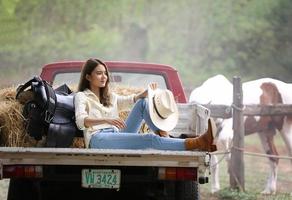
[154,181,175,200]
[175,181,199,200]
[7,178,39,200]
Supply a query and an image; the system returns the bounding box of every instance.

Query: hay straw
[0,86,17,102]
[0,100,36,147]
[0,86,38,147]
[112,85,144,96]
[71,138,85,148]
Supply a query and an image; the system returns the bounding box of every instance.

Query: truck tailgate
[0,147,209,167]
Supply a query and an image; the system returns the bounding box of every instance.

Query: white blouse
[74,89,135,148]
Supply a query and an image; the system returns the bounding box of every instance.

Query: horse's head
[260,82,283,105]
[260,82,284,130]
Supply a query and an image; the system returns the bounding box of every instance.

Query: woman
[74,58,217,151]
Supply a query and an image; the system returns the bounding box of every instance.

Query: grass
[201,133,292,200]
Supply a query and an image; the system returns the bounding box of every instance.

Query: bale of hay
[0,86,17,101]
[0,96,37,147]
[0,86,42,147]
[71,137,85,148]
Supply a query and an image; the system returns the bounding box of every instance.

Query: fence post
[230,76,245,191]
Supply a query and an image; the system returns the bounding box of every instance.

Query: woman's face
[86,64,108,89]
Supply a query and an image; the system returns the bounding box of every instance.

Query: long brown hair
[77,58,112,107]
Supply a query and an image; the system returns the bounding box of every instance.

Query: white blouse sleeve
[74,92,89,130]
[115,93,135,111]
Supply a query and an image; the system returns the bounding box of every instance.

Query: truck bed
[0,147,209,167]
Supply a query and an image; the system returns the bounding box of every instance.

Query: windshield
[53,71,167,91]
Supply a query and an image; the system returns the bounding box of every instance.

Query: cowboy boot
[185,118,217,152]
[155,130,169,137]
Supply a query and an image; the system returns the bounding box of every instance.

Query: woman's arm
[75,92,126,130]
[134,82,158,102]
[83,117,126,130]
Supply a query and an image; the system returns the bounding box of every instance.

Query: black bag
[16,76,82,147]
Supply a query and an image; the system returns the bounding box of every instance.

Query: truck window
[53,72,167,90]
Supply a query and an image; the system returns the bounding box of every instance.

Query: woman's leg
[90,118,218,152]
[123,98,158,133]
[90,131,185,150]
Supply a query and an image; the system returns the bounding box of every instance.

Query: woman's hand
[148,82,158,90]
[134,82,158,102]
[105,118,126,130]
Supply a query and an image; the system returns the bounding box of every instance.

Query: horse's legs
[210,136,232,193]
[279,116,292,164]
[210,155,220,193]
[257,130,279,195]
[279,117,292,197]
[224,139,232,180]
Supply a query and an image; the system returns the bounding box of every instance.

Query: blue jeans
[90,99,185,150]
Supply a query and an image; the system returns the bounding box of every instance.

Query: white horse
[189,75,292,194]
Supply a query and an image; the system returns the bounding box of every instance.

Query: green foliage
[1,0,20,15]
[0,0,292,88]
[218,188,257,200]
[218,188,292,200]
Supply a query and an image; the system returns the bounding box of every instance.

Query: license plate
[81,169,121,189]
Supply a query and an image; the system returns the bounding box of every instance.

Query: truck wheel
[156,181,175,200]
[175,181,199,200]
[7,178,39,200]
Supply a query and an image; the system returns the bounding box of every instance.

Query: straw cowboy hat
[148,86,179,131]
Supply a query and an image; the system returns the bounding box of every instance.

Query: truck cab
[40,61,187,103]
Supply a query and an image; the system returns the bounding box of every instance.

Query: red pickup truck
[0,60,211,200]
